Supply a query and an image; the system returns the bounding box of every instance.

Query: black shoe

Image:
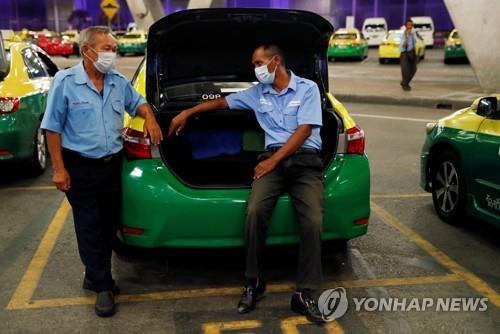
[237,279,266,314]
[95,291,116,317]
[291,289,325,324]
[402,85,412,91]
[83,277,121,295]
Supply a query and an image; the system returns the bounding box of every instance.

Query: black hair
[255,44,286,66]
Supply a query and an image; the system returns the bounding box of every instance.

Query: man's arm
[135,103,163,145]
[254,125,312,179]
[45,131,71,192]
[168,97,228,136]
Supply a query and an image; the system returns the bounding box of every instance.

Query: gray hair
[79,26,112,56]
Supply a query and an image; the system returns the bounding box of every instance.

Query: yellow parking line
[371,193,431,199]
[4,185,56,191]
[12,273,462,310]
[371,201,500,308]
[202,320,262,334]
[6,198,71,310]
[281,316,344,334]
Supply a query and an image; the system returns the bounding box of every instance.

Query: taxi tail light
[122,128,160,160]
[122,226,144,235]
[354,217,370,225]
[346,126,366,154]
[0,97,20,114]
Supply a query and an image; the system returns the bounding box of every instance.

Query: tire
[431,150,467,224]
[30,122,47,175]
[379,58,384,64]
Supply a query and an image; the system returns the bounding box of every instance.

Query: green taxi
[421,96,500,227]
[117,30,147,56]
[118,9,371,249]
[327,28,368,61]
[444,29,467,63]
[0,39,59,173]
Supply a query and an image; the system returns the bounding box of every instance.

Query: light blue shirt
[41,62,146,159]
[399,30,416,52]
[225,71,322,150]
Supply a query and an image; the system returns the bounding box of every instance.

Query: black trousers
[245,151,324,289]
[400,50,418,86]
[63,149,122,292]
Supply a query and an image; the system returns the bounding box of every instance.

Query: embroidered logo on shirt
[70,100,91,108]
[288,100,301,107]
[259,98,272,105]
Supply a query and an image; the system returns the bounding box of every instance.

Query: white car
[411,16,435,47]
[362,17,387,46]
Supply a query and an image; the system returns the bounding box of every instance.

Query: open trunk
[147,8,337,188]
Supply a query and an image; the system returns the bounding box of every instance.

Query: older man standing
[41,26,162,317]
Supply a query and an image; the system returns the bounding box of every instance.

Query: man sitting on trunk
[168,44,325,323]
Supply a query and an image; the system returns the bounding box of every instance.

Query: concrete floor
[0,51,498,333]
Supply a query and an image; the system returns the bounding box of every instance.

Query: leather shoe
[291,289,325,324]
[237,279,266,314]
[95,291,116,317]
[83,277,120,295]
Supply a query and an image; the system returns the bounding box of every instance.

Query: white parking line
[350,113,435,123]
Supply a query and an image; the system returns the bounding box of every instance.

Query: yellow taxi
[117,30,147,56]
[61,29,80,55]
[378,29,425,64]
[327,28,368,61]
[0,39,59,173]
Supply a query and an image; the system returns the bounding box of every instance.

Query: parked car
[378,29,425,64]
[35,33,73,57]
[444,29,468,64]
[61,29,80,55]
[117,30,147,56]
[362,17,387,46]
[411,16,435,47]
[327,28,368,61]
[117,9,371,250]
[421,96,500,227]
[0,39,59,173]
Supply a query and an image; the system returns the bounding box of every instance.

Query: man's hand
[254,157,279,180]
[168,111,189,137]
[143,115,163,145]
[53,168,71,192]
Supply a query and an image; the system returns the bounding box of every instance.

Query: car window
[364,24,386,32]
[163,82,254,104]
[36,51,58,77]
[413,23,433,31]
[22,48,49,79]
[333,33,357,40]
[387,33,402,40]
[124,34,141,39]
[0,50,11,81]
[451,31,459,39]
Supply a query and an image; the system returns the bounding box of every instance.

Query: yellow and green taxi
[327,28,368,61]
[117,30,147,56]
[421,96,500,227]
[61,30,80,55]
[117,9,370,250]
[0,39,59,173]
[444,29,467,63]
[378,29,425,64]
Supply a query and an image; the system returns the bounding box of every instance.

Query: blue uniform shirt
[41,62,146,158]
[400,30,416,52]
[225,71,322,150]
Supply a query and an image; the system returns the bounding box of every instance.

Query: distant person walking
[400,19,418,91]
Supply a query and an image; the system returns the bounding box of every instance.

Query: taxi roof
[334,28,360,34]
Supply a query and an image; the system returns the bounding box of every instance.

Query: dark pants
[400,50,418,87]
[63,149,122,292]
[245,150,324,289]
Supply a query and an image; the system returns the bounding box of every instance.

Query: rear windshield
[364,24,386,32]
[451,31,459,39]
[163,82,254,103]
[333,33,357,40]
[387,33,402,40]
[124,34,141,39]
[413,23,433,31]
[0,50,11,81]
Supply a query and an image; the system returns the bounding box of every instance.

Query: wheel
[30,123,47,175]
[379,58,384,64]
[431,150,467,224]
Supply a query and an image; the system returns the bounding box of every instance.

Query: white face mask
[85,47,116,73]
[254,56,276,84]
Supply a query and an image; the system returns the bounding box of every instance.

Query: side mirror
[477,97,498,118]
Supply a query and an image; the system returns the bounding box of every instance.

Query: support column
[125,0,164,31]
[444,0,500,93]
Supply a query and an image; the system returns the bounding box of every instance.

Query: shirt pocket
[283,105,299,130]
[111,99,125,132]
[69,104,94,133]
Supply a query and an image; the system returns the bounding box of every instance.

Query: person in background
[400,19,418,91]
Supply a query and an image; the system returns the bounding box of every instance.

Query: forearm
[184,97,228,117]
[45,131,65,172]
[270,125,312,163]
[136,103,155,120]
